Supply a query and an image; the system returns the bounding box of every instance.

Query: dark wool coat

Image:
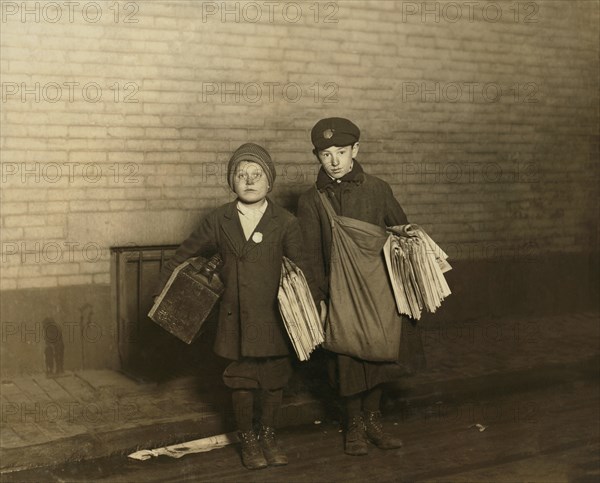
[297,161,408,302]
[157,199,305,361]
[297,161,425,396]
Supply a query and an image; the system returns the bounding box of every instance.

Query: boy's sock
[232,389,254,431]
[345,393,362,419]
[362,386,382,412]
[260,389,283,427]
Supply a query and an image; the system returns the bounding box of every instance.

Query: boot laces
[259,425,276,444]
[365,410,384,434]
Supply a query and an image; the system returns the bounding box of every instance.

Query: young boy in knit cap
[297,118,426,456]
[157,143,307,470]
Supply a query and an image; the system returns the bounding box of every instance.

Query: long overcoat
[157,199,305,361]
[297,161,408,302]
[297,161,426,396]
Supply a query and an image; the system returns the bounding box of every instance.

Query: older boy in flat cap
[297,118,425,456]
[158,143,308,470]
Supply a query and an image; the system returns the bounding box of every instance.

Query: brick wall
[0,0,598,374]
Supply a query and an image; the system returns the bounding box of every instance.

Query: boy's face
[232,161,269,204]
[316,143,359,179]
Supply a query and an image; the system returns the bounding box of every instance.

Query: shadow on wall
[42,317,64,376]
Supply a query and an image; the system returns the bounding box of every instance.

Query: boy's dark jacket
[157,198,307,361]
[297,160,408,302]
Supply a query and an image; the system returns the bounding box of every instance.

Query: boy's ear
[312,148,321,162]
[352,142,360,158]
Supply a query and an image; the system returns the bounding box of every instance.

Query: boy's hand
[404,223,420,237]
[388,224,420,237]
[319,300,327,326]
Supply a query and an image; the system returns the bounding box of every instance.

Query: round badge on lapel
[252,232,263,243]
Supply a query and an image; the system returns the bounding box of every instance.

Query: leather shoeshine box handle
[198,253,223,283]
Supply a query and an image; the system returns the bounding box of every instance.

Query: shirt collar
[237,198,268,217]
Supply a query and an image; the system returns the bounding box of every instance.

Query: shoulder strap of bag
[316,188,337,227]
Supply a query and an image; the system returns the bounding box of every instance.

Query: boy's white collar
[237,198,268,215]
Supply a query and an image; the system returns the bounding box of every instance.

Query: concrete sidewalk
[1,312,598,473]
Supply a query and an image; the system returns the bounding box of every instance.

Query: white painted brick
[57,274,93,286]
[92,273,110,284]
[108,152,145,163]
[1,188,48,202]
[4,215,46,227]
[107,127,146,138]
[0,0,596,288]
[0,228,24,241]
[145,128,181,139]
[28,201,69,213]
[17,276,58,289]
[2,203,28,215]
[0,279,18,290]
[45,214,67,225]
[0,266,21,278]
[79,260,110,274]
[69,126,108,138]
[23,226,65,239]
[109,200,147,211]
[148,199,204,210]
[145,152,181,162]
[69,201,110,212]
[67,151,107,163]
[41,263,80,276]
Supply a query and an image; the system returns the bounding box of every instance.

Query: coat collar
[316,159,365,191]
[221,197,279,257]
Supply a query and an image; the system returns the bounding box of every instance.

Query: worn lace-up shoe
[344,415,368,456]
[258,425,288,466]
[238,430,268,470]
[364,410,403,449]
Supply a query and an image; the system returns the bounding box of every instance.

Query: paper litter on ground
[128,432,239,461]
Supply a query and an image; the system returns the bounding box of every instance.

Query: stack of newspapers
[384,225,452,320]
[278,257,324,361]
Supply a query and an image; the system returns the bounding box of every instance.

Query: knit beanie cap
[227,143,275,190]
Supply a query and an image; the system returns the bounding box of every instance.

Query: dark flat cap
[311,117,360,150]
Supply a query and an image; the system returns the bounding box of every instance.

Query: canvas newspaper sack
[318,191,401,362]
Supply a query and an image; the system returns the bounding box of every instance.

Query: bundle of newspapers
[278,257,324,361]
[384,225,452,320]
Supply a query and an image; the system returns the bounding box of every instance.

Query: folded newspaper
[278,257,324,361]
[384,225,451,320]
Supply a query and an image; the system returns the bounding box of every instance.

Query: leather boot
[238,430,267,470]
[258,425,288,466]
[364,410,403,449]
[345,414,368,456]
